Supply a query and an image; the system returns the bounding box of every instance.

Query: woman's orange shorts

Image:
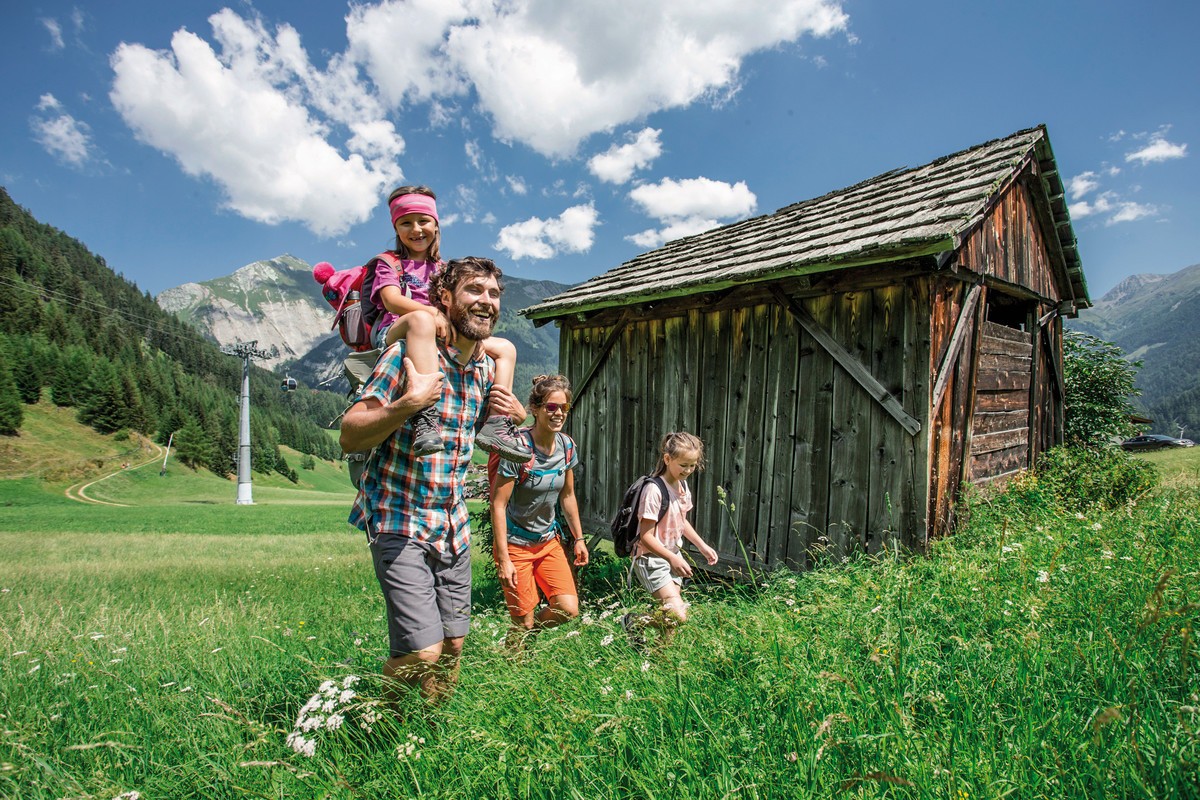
[500,538,577,618]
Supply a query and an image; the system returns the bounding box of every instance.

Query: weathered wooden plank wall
[970,320,1033,483]
[958,173,1063,305]
[560,279,928,570]
[927,278,980,539]
[902,278,932,552]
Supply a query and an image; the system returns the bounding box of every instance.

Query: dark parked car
[1120,434,1195,451]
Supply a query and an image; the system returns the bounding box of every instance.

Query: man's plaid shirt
[349,340,494,555]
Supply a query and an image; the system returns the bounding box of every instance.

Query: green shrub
[1033,444,1157,511]
[1063,331,1141,447]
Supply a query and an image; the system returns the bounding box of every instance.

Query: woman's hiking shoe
[621,613,647,651]
[409,405,444,457]
[475,415,532,462]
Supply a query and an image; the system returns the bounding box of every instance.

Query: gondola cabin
[522,126,1090,571]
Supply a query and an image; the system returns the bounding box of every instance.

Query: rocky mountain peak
[1093,272,1167,309]
[156,254,333,369]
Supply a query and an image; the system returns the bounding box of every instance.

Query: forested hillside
[0,188,343,479]
[1069,263,1200,436]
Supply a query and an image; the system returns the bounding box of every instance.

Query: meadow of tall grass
[1,450,1197,798]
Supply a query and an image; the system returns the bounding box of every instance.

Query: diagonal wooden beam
[1039,315,1064,400]
[931,284,983,412]
[571,311,631,408]
[769,284,921,436]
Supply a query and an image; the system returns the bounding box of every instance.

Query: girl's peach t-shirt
[633,479,692,556]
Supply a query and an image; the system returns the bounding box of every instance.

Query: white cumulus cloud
[1106,202,1157,225]
[1069,191,1157,226]
[42,18,64,50]
[627,176,757,248]
[1125,135,1187,164]
[445,1,848,157]
[107,1,847,232]
[31,94,95,168]
[109,9,403,237]
[495,204,599,260]
[1067,171,1099,201]
[588,128,663,184]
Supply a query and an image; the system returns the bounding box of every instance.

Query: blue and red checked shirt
[348,340,494,555]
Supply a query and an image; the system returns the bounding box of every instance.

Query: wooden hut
[522,125,1090,570]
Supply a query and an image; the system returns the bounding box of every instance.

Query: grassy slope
[0,398,357,506]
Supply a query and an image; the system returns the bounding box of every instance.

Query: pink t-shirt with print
[369,257,440,333]
[633,479,692,557]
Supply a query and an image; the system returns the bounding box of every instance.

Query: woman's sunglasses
[542,402,571,414]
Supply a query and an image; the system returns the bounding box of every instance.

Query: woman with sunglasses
[490,374,588,647]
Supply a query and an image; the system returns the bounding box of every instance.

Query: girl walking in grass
[623,431,719,647]
[490,375,588,648]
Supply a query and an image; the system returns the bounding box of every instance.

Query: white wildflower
[1091,522,1102,530]
[396,733,424,760]
[300,715,324,732]
[325,713,344,730]
[601,684,613,695]
[624,690,635,700]
[321,699,337,713]
[1037,571,1050,584]
[319,680,337,695]
[339,689,356,704]
[565,630,581,638]
[1101,550,1114,560]
[286,731,316,757]
[640,661,651,672]
[601,634,614,647]
[112,792,141,800]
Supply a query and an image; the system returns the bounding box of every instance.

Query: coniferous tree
[50,346,92,407]
[78,359,128,433]
[6,336,40,404]
[173,417,212,468]
[0,335,24,435]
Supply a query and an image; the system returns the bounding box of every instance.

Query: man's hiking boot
[476,415,532,462]
[409,405,443,457]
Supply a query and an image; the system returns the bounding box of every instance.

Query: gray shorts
[632,553,683,594]
[370,535,472,656]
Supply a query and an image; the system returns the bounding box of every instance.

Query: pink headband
[389,193,438,225]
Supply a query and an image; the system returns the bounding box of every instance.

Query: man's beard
[449,303,497,341]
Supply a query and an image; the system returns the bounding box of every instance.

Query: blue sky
[2,0,1196,300]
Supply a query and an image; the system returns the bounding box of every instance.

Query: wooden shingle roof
[524,125,1088,321]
